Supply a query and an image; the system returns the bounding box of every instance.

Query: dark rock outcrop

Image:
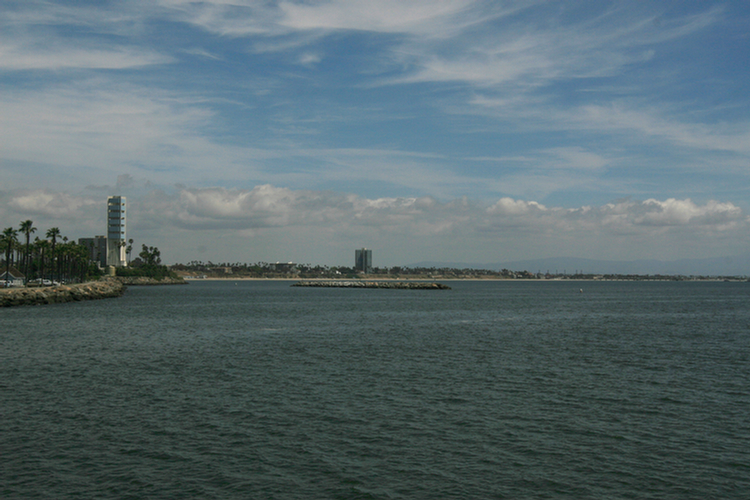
[0,279,126,307]
[292,280,451,290]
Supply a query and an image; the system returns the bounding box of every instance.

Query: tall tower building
[106,196,127,267]
[355,248,372,273]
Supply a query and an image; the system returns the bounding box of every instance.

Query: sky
[1,0,750,268]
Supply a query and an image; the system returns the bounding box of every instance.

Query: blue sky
[2,1,749,268]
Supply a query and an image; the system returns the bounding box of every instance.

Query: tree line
[1,220,104,285]
[170,261,533,279]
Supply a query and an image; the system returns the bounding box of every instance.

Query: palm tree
[72,243,91,282]
[35,239,50,284]
[2,227,19,287]
[127,238,134,265]
[119,240,127,267]
[19,220,36,283]
[46,227,61,283]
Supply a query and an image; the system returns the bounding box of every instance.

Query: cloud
[543,147,609,170]
[636,198,743,227]
[385,4,720,88]
[156,0,284,37]
[1,0,747,261]
[3,185,746,264]
[576,104,750,156]
[278,0,479,35]
[0,83,227,186]
[483,196,746,235]
[6,190,99,219]
[0,42,170,71]
[163,185,452,233]
[139,186,747,240]
[298,52,322,65]
[487,198,546,216]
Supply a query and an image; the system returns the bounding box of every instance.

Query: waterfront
[2,280,749,499]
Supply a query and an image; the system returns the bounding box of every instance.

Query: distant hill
[408,254,750,277]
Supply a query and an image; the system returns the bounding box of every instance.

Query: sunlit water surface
[2,280,749,499]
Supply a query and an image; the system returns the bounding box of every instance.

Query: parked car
[28,278,53,286]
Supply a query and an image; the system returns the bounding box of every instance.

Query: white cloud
[177,185,298,228]
[636,198,743,227]
[6,190,99,219]
[138,186,747,240]
[298,52,322,65]
[0,83,235,187]
[156,0,284,37]
[278,0,479,35]
[3,185,747,264]
[0,0,747,266]
[0,42,170,70]
[487,198,546,216]
[387,5,720,87]
[165,185,457,233]
[576,104,750,156]
[543,147,609,170]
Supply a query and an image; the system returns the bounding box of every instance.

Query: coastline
[292,280,451,289]
[178,276,742,282]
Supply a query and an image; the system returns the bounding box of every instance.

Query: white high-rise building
[106,196,127,267]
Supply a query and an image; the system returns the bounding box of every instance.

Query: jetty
[1,279,126,307]
[114,276,186,286]
[292,280,451,290]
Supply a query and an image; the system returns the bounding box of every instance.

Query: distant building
[269,262,296,273]
[78,235,107,268]
[106,196,127,267]
[355,248,372,273]
[1,266,25,287]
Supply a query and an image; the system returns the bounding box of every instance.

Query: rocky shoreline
[114,276,187,286]
[292,280,451,290]
[0,279,126,307]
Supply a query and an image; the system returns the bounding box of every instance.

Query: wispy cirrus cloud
[0,43,170,70]
[278,0,482,35]
[1,1,748,267]
[0,84,216,177]
[575,103,750,155]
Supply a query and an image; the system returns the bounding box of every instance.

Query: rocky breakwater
[115,276,187,286]
[0,279,126,307]
[292,280,451,290]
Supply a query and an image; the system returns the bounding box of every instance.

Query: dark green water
[2,280,749,499]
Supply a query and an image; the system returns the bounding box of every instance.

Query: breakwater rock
[292,280,451,290]
[115,276,187,286]
[0,279,126,307]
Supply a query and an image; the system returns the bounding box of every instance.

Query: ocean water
[2,280,749,499]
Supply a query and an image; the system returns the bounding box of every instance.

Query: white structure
[1,267,25,287]
[106,196,127,267]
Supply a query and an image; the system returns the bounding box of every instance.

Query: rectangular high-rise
[355,248,372,273]
[79,235,107,268]
[106,196,127,267]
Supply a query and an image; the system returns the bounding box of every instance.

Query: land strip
[115,276,186,286]
[292,280,451,289]
[1,279,125,307]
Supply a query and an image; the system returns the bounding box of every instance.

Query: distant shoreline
[292,280,451,289]
[179,276,746,283]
